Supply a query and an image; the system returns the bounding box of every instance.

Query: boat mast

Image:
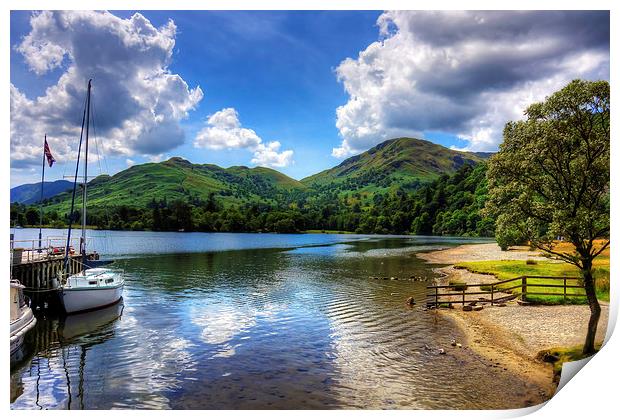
[63,81,88,276]
[81,79,92,272]
[38,134,47,254]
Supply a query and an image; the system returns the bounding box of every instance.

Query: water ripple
[12,235,534,410]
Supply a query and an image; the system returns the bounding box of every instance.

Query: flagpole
[38,134,47,254]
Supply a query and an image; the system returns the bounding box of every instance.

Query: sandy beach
[418,242,610,403]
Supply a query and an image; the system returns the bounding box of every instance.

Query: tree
[486,79,609,355]
[25,208,39,226]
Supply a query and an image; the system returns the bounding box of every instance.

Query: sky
[9,10,610,186]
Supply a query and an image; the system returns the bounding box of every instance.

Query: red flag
[44,139,56,167]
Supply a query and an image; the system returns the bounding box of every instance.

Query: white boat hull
[10,306,36,356]
[60,268,125,314]
[60,284,124,314]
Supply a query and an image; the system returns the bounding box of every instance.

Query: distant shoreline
[16,226,486,237]
[13,226,358,235]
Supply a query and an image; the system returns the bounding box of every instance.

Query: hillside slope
[43,157,305,211]
[19,137,490,211]
[11,138,494,235]
[10,180,73,204]
[302,137,486,188]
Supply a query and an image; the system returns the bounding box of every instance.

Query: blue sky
[10,10,609,186]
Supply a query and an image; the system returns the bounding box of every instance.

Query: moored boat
[10,280,36,356]
[58,79,125,314]
[60,268,124,313]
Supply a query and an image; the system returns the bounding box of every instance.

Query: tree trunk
[582,259,601,355]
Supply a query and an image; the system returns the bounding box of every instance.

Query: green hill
[298,137,489,209]
[12,137,494,235]
[37,137,487,212]
[302,137,486,188]
[43,157,305,212]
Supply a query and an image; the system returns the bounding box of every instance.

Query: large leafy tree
[486,79,610,355]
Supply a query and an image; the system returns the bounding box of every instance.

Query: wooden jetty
[10,236,100,309]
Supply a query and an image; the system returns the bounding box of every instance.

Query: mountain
[41,157,305,211]
[14,137,491,211]
[10,180,73,204]
[301,137,487,189]
[11,137,494,235]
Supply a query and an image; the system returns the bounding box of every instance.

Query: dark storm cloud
[334,10,610,156]
[397,11,609,50]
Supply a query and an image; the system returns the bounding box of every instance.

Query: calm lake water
[10,230,541,409]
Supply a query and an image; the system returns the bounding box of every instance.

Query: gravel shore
[418,242,610,404]
[418,242,549,264]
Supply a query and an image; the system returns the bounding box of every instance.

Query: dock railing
[10,236,83,264]
[427,275,585,307]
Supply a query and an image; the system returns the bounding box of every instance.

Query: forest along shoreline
[417,243,610,398]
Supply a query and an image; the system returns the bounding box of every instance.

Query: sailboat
[58,79,124,314]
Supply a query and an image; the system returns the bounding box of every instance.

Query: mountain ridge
[10,179,73,205]
[301,137,486,186]
[11,137,491,208]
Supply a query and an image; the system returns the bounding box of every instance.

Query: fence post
[462,288,465,306]
[435,288,438,308]
[563,277,567,303]
[491,284,494,306]
[521,276,527,301]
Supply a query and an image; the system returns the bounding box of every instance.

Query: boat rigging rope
[61,92,89,185]
[88,85,112,254]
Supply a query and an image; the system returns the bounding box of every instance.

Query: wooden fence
[427,275,586,307]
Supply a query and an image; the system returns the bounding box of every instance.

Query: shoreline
[417,242,609,407]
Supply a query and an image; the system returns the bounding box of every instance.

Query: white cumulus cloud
[333,10,609,156]
[251,141,294,168]
[194,108,294,168]
[11,11,203,169]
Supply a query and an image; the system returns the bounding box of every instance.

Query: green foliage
[485,79,610,353]
[11,138,495,237]
[486,79,610,265]
[409,162,494,236]
[494,214,529,250]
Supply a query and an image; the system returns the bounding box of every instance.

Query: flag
[44,139,56,167]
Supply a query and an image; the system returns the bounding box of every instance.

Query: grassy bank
[455,242,610,304]
[537,344,602,384]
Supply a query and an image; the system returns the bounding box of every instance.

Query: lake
[10,229,537,409]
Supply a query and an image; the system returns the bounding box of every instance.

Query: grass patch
[455,253,610,304]
[537,344,601,383]
[448,280,468,291]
